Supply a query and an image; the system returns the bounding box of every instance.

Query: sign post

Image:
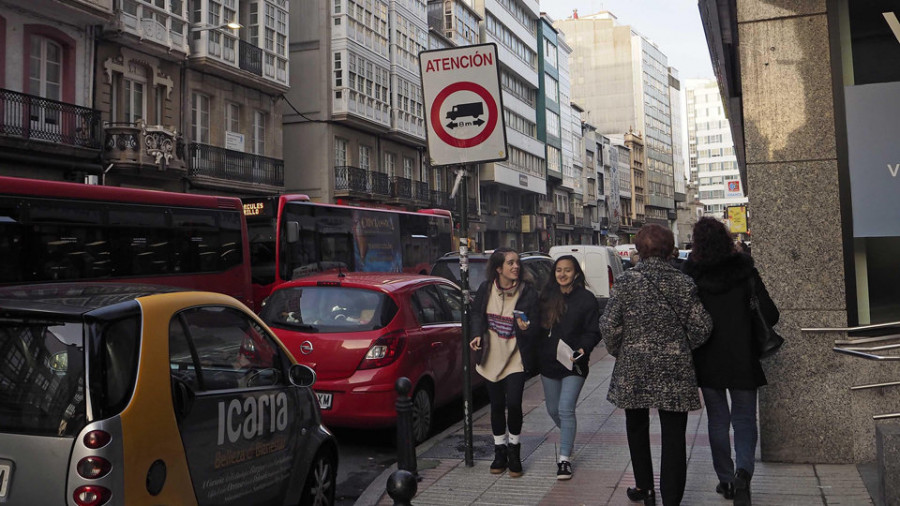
[420,43,507,467]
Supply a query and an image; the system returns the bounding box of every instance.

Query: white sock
[493,434,507,446]
[559,455,570,463]
[508,433,520,445]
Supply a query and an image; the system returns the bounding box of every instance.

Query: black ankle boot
[489,444,507,474]
[734,468,751,506]
[507,443,522,477]
[625,487,656,505]
[716,481,734,499]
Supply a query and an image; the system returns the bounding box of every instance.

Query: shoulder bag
[749,276,784,358]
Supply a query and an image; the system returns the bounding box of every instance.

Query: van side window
[172,307,288,391]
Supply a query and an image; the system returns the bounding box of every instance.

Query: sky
[541,0,715,80]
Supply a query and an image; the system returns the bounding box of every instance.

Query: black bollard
[386,469,417,506]
[395,377,417,477]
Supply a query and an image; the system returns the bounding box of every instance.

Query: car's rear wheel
[411,386,433,445]
[300,448,337,506]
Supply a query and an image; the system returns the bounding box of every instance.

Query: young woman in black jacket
[682,217,780,506]
[469,248,542,477]
[536,255,601,480]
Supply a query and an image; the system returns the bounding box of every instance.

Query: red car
[259,272,472,443]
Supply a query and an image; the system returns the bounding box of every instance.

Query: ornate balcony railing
[335,165,369,193]
[391,176,412,200]
[104,122,185,170]
[371,171,390,196]
[414,181,430,203]
[189,142,283,186]
[239,40,263,76]
[0,88,101,148]
[450,196,478,216]
[431,190,449,208]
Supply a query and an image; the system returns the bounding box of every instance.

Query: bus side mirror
[286,221,300,243]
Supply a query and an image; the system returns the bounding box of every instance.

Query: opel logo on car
[299,341,314,355]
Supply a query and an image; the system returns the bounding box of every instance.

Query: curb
[353,374,544,506]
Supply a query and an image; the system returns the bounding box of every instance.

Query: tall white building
[685,78,746,217]
[554,11,678,229]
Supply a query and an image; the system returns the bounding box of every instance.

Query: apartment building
[555,11,678,229]
[685,78,746,218]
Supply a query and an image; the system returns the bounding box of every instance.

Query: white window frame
[191,92,210,143]
[251,110,267,155]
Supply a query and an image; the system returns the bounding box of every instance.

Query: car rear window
[0,318,86,436]
[431,259,488,289]
[261,286,397,334]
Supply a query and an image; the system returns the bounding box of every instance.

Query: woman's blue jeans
[701,387,758,482]
[541,374,586,459]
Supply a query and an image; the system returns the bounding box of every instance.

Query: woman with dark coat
[536,255,601,480]
[681,217,779,506]
[469,248,543,477]
[601,224,712,506]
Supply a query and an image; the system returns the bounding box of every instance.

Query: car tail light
[358,332,406,370]
[77,456,112,479]
[83,430,111,449]
[73,485,111,506]
[608,265,614,290]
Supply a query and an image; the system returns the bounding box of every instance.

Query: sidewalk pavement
[356,350,877,506]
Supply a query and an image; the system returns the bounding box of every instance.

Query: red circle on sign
[430,81,499,148]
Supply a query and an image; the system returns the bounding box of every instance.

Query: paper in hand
[556,339,575,371]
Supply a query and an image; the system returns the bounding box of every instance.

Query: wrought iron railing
[335,165,369,192]
[239,40,263,76]
[189,142,283,186]
[450,196,478,216]
[414,181,430,203]
[0,88,101,148]
[371,171,390,196]
[392,176,412,199]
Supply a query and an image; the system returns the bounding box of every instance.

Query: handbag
[749,276,784,358]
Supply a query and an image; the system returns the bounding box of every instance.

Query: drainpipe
[101,163,115,186]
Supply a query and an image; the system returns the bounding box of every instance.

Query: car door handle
[432,342,443,348]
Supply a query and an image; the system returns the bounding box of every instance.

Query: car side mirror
[289,363,317,388]
[286,221,300,244]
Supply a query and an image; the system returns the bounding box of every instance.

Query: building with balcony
[554,10,678,230]
[685,78,746,218]
[282,0,439,214]
[465,0,544,252]
[94,0,287,194]
[0,0,110,181]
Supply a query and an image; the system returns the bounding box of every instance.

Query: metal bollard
[386,469,417,506]
[395,377,417,477]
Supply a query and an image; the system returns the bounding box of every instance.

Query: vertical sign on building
[419,43,508,167]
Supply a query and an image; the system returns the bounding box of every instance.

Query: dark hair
[635,224,674,260]
[485,247,519,287]
[540,255,585,329]
[690,217,734,265]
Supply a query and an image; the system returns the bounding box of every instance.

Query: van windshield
[0,318,86,436]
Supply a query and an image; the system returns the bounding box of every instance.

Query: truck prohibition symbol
[446,101,484,120]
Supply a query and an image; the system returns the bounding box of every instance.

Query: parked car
[0,283,337,506]
[430,250,554,293]
[259,272,474,444]
[549,245,625,311]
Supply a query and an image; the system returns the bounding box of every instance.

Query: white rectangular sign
[724,179,744,198]
[419,43,508,167]
[225,131,245,152]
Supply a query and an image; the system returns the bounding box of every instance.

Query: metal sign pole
[458,164,474,467]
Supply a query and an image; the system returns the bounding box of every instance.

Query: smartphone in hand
[572,350,585,361]
[512,310,529,323]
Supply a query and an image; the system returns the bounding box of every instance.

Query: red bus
[242,195,453,307]
[0,176,253,308]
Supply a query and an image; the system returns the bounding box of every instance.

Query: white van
[549,245,625,311]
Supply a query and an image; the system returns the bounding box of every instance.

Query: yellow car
[0,283,337,506]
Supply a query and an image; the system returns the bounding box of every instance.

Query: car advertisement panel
[179,387,307,505]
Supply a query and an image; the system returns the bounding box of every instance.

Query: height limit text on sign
[420,44,507,167]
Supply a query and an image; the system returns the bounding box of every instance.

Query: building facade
[1,0,288,196]
[685,78,747,219]
[554,11,677,230]
[701,0,900,464]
